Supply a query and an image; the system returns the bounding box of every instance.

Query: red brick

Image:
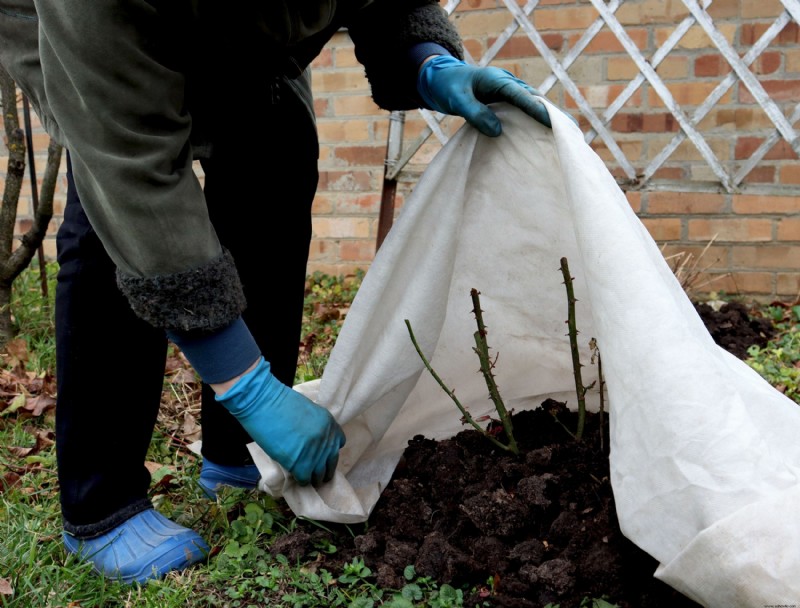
[332,95,381,116]
[777,218,800,241]
[739,79,800,103]
[710,272,774,296]
[735,137,799,160]
[312,216,371,239]
[340,240,377,262]
[317,170,376,192]
[714,108,772,130]
[311,48,333,69]
[777,273,800,296]
[650,167,686,180]
[742,0,786,18]
[742,22,799,46]
[731,245,800,269]
[695,55,731,77]
[660,244,729,271]
[334,145,386,167]
[706,0,742,19]
[307,238,333,262]
[311,194,334,214]
[610,113,643,133]
[643,113,679,133]
[779,164,800,184]
[651,82,733,107]
[741,166,776,184]
[733,195,800,214]
[642,217,681,240]
[688,218,773,242]
[313,98,329,117]
[308,262,356,277]
[568,29,647,54]
[335,193,381,214]
[453,0,497,11]
[490,33,564,58]
[778,22,800,45]
[648,192,727,214]
[755,51,782,75]
[533,6,600,31]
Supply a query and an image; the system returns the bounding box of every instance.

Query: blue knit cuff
[167,316,261,384]
[407,42,452,71]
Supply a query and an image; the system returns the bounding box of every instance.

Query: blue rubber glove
[215,357,345,486]
[417,55,560,135]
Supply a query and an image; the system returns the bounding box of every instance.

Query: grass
[0,262,798,607]
[1,263,477,608]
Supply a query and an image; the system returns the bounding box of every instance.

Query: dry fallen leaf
[169,367,197,385]
[4,338,29,368]
[0,577,13,595]
[182,412,202,443]
[0,472,21,494]
[24,394,56,417]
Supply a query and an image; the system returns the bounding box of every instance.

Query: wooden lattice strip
[645,13,790,186]
[538,0,622,95]
[733,103,800,187]
[441,0,478,64]
[683,0,798,149]
[384,0,464,180]
[590,0,732,190]
[481,0,539,67]
[585,0,711,144]
[504,0,638,179]
[419,108,450,145]
[385,108,449,180]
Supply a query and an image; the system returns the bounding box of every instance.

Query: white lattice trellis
[383,0,800,196]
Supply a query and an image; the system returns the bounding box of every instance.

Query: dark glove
[417,54,568,136]
[216,357,345,486]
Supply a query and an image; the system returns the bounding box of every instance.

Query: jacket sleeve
[345,0,464,110]
[0,0,62,144]
[34,0,245,332]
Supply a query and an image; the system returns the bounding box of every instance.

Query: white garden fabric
[245,103,800,606]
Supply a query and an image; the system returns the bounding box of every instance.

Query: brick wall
[310,0,800,300]
[3,0,799,300]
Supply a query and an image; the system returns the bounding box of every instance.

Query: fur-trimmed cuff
[116,249,247,332]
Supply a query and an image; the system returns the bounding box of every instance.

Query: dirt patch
[693,300,774,359]
[270,301,774,607]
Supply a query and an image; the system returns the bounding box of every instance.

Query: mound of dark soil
[270,301,773,607]
[693,300,774,359]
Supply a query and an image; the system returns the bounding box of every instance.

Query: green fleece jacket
[0,0,462,331]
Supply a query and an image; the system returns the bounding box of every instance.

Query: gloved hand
[216,357,345,486]
[417,54,573,136]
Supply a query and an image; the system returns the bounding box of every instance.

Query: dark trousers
[55,83,319,535]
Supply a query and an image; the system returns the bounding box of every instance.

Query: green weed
[746,305,800,404]
[296,270,364,384]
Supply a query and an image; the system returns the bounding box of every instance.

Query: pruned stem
[470,289,518,454]
[405,318,518,454]
[591,338,606,453]
[560,257,586,441]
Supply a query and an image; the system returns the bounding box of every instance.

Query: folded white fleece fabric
[241,102,800,607]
